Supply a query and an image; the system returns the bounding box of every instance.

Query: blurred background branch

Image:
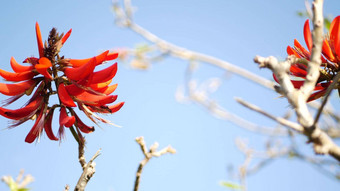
[112,0,340,188]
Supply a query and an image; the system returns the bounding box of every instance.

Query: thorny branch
[134,136,176,191]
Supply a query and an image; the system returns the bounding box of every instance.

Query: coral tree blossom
[275,16,340,102]
[0,22,124,143]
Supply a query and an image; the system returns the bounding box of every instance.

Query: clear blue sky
[0,0,339,191]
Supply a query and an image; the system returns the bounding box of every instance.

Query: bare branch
[113,1,275,90]
[74,148,101,191]
[64,185,70,191]
[235,97,304,132]
[134,136,176,191]
[72,134,101,191]
[1,170,34,190]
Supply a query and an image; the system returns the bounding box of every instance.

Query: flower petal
[58,83,76,107]
[90,63,117,84]
[36,57,53,80]
[330,16,340,57]
[75,91,118,106]
[35,22,44,58]
[106,52,119,60]
[307,88,327,102]
[322,39,336,62]
[61,29,72,45]
[0,69,35,82]
[25,108,45,143]
[65,77,93,96]
[303,19,313,51]
[294,39,310,59]
[69,51,109,67]
[290,64,307,77]
[44,108,59,141]
[0,80,37,96]
[23,57,39,65]
[287,46,301,58]
[10,57,34,73]
[59,107,75,128]
[73,112,95,133]
[64,57,96,81]
[0,96,43,120]
[108,102,124,113]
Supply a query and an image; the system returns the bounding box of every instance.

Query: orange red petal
[64,57,96,81]
[35,22,44,58]
[0,69,35,82]
[69,51,109,67]
[330,16,340,57]
[36,57,53,80]
[106,52,119,60]
[0,96,43,120]
[108,102,124,113]
[58,83,76,107]
[303,19,313,51]
[0,80,37,96]
[73,112,94,133]
[61,29,72,45]
[25,108,45,143]
[75,91,118,106]
[10,57,34,73]
[90,63,117,84]
[44,108,59,141]
[59,107,75,128]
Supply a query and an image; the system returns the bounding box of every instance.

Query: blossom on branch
[274,16,340,101]
[0,22,124,143]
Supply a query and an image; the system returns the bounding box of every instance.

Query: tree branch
[71,133,101,191]
[74,148,101,191]
[134,136,176,191]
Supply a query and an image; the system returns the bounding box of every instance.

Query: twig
[72,134,101,191]
[78,136,86,169]
[235,97,304,132]
[113,1,275,90]
[64,185,70,191]
[1,170,34,190]
[134,136,176,191]
[313,72,340,125]
[74,149,101,191]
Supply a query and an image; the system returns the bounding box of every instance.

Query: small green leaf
[18,188,30,191]
[296,11,305,17]
[220,181,243,190]
[135,43,152,53]
[324,17,332,31]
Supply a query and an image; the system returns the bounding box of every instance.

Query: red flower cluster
[0,23,124,143]
[275,16,340,101]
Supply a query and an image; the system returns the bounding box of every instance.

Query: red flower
[0,22,124,143]
[276,16,340,102]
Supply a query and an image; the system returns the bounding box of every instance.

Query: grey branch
[134,136,176,191]
[113,0,274,90]
[73,135,101,191]
[74,149,101,191]
[235,97,304,132]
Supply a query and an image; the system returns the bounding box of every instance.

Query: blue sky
[0,0,339,191]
